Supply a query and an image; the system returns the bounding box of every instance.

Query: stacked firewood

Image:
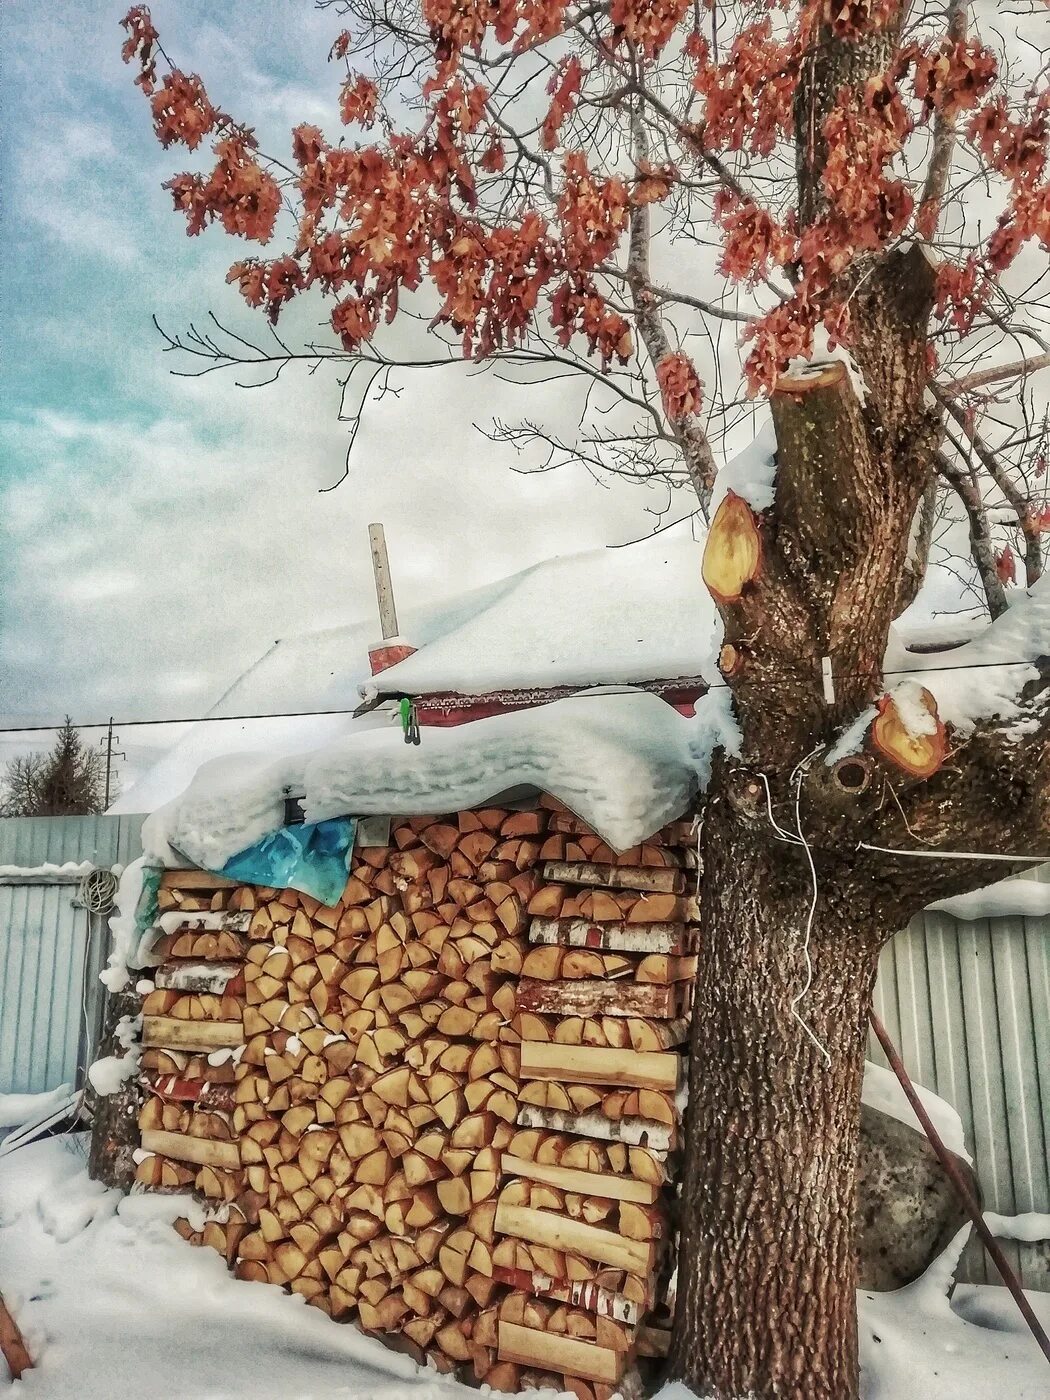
[489,801,694,1395]
[135,872,251,1230]
[129,798,697,1397]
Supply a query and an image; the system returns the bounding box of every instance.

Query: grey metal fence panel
[871,880,1050,1292]
[0,814,144,1096]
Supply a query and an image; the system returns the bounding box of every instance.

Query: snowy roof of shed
[114,524,715,813]
[143,688,738,868]
[373,526,714,698]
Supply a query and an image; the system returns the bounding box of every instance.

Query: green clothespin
[399,697,421,745]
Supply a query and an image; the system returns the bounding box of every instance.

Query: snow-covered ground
[2,1136,1048,1399]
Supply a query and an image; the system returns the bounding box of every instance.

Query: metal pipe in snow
[869,1010,1050,1370]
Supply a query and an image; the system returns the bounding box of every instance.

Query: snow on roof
[373,524,717,697]
[143,688,739,869]
[114,526,717,814]
[110,580,534,815]
[888,570,1050,732]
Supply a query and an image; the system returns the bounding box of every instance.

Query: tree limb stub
[870,688,947,779]
[702,491,763,605]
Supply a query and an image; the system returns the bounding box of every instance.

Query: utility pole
[100,718,125,808]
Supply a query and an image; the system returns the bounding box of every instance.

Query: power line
[0,652,1043,737]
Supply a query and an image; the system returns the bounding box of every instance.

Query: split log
[494,1202,653,1275]
[519,1043,680,1093]
[142,1016,243,1052]
[515,1105,674,1154]
[155,961,243,995]
[140,1128,240,1169]
[541,862,685,895]
[528,918,697,956]
[516,979,687,1021]
[501,1155,658,1206]
[160,869,240,891]
[492,1268,641,1325]
[497,1321,626,1384]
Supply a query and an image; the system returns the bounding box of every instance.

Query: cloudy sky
[1,1,695,785]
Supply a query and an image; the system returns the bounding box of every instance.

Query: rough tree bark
[668,9,1050,1386]
[675,803,884,1399]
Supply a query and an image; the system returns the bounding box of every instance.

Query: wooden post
[0,1294,32,1379]
[369,523,399,641]
[367,524,416,676]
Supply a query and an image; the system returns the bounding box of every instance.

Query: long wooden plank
[142,1016,243,1052]
[518,1042,680,1093]
[492,1267,643,1324]
[529,917,696,955]
[516,978,685,1020]
[160,869,241,891]
[498,1321,625,1384]
[495,1202,653,1275]
[140,1128,240,1169]
[155,961,242,994]
[543,861,685,895]
[501,1154,658,1206]
[516,1104,673,1154]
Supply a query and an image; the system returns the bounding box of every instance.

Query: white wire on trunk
[757,761,832,1067]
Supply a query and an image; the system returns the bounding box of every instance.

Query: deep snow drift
[2,1135,1048,1399]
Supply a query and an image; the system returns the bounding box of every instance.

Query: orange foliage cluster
[609,0,691,58]
[655,352,703,423]
[557,154,629,270]
[820,0,897,42]
[691,21,798,157]
[542,57,582,152]
[822,78,913,249]
[340,76,380,128]
[631,161,676,207]
[168,136,281,244]
[120,1,1050,413]
[550,279,633,368]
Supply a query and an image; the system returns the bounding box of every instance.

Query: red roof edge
[409,677,708,728]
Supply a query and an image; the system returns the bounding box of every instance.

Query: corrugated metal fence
[0,814,144,1096]
[871,866,1050,1292]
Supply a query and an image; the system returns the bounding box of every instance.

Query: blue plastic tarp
[216,817,357,907]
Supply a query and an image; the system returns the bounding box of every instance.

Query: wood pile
[130,795,695,1396]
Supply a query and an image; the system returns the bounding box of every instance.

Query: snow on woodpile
[144,690,740,872]
[372,525,717,697]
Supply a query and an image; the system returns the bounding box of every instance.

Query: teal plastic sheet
[217,817,357,908]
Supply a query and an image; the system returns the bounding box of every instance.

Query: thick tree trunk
[670,805,884,1400]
